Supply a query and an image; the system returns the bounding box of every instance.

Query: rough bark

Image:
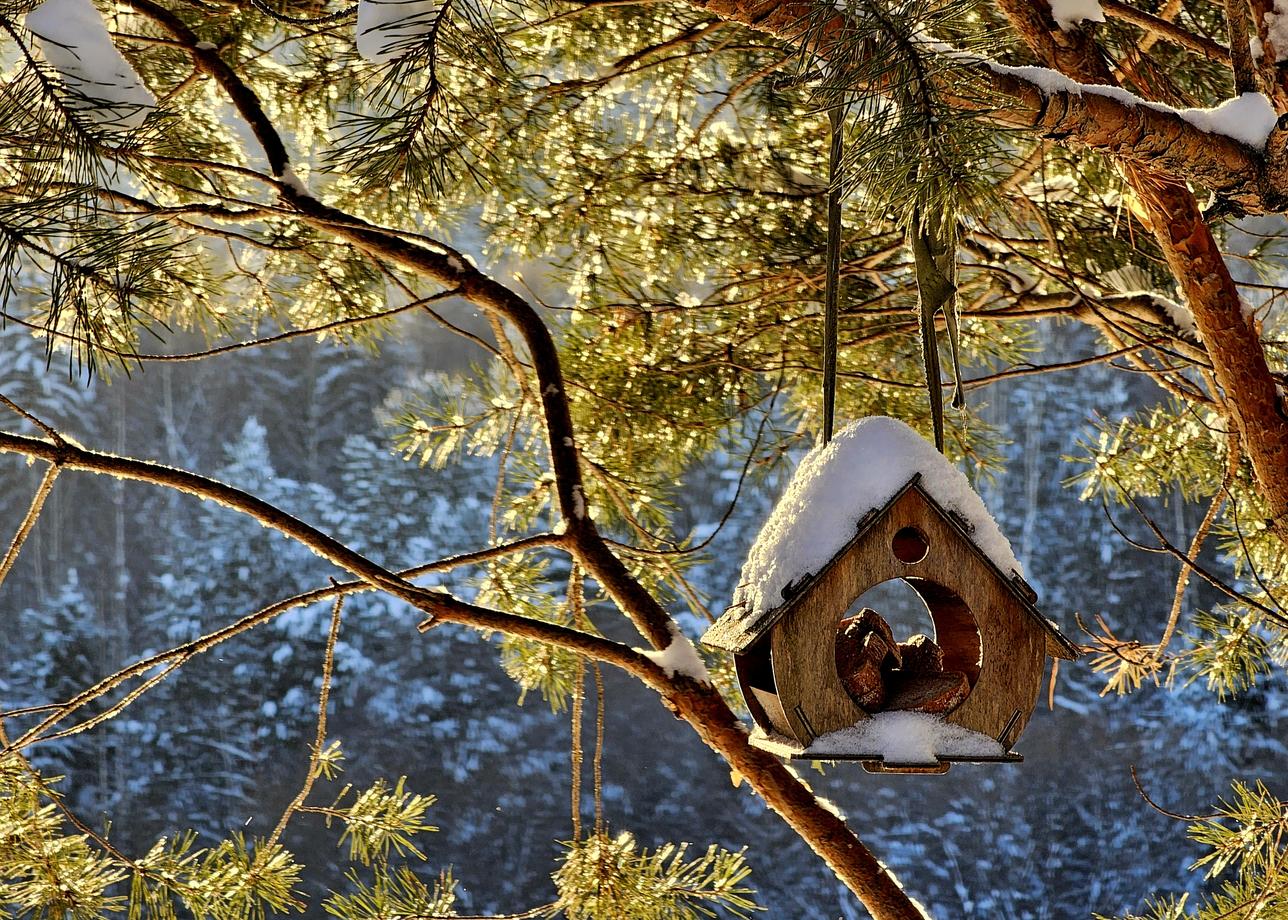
[689,0,1288,524]
[686,0,1283,212]
[994,0,1288,525]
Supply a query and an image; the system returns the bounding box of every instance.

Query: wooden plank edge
[748,727,1023,765]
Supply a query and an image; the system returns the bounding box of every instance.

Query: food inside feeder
[836,608,969,715]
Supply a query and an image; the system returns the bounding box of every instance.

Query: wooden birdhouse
[702,417,1079,773]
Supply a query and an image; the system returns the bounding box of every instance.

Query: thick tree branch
[1249,0,1288,109]
[0,425,926,918]
[0,430,658,696]
[273,188,678,649]
[993,0,1288,528]
[684,0,1284,213]
[124,0,290,175]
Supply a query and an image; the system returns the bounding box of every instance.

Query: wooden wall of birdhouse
[704,474,1080,760]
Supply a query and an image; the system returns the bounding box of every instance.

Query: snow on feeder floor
[702,417,1079,773]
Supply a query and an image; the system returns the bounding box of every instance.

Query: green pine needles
[0,748,763,919]
[1,0,1286,915]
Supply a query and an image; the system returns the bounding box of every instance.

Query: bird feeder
[702,417,1079,773]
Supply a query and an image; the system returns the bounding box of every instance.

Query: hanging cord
[910,203,964,455]
[568,565,586,841]
[569,658,585,841]
[822,104,845,445]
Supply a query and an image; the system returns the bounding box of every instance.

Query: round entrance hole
[892,526,929,564]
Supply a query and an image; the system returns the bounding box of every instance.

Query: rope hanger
[820,104,963,453]
[822,104,844,446]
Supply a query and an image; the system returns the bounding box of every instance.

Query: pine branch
[122,0,291,176]
[684,0,1277,212]
[1000,0,1288,537]
[1099,0,1229,61]
[0,428,670,744]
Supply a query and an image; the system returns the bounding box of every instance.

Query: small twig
[1,291,458,364]
[7,534,562,752]
[0,394,62,444]
[268,589,345,847]
[32,656,191,746]
[1079,612,1163,694]
[0,719,136,868]
[247,0,357,25]
[1046,657,1059,710]
[1100,0,1229,60]
[1115,490,1288,627]
[0,463,60,592]
[1225,488,1288,614]
[1130,765,1223,821]
[0,703,63,719]
[1159,432,1236,654]
[569,565,585,842]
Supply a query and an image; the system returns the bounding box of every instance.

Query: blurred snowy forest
[1,307,1282,918]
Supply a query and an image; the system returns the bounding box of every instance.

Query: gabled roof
[727,417,1023,623]
[701,474,1080,660]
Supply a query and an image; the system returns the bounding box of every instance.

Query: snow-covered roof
[731,416,1021,622]
[702,416,1081,659]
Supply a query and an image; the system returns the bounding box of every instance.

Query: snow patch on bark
[639,624,710,682]
[1048,0,1105,30]
[916,33,1279,149]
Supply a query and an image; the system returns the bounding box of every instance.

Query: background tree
[0,0,1285,917]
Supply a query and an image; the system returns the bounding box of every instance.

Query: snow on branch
[638,623,711,682]
[25,0,155,131]
[917,34,1279,150]
[1048,0,1106,30]
[687,0,1278,211]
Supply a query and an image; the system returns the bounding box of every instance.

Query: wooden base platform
[748,727,1023,774]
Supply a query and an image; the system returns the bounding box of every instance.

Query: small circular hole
[892,526,929,564]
